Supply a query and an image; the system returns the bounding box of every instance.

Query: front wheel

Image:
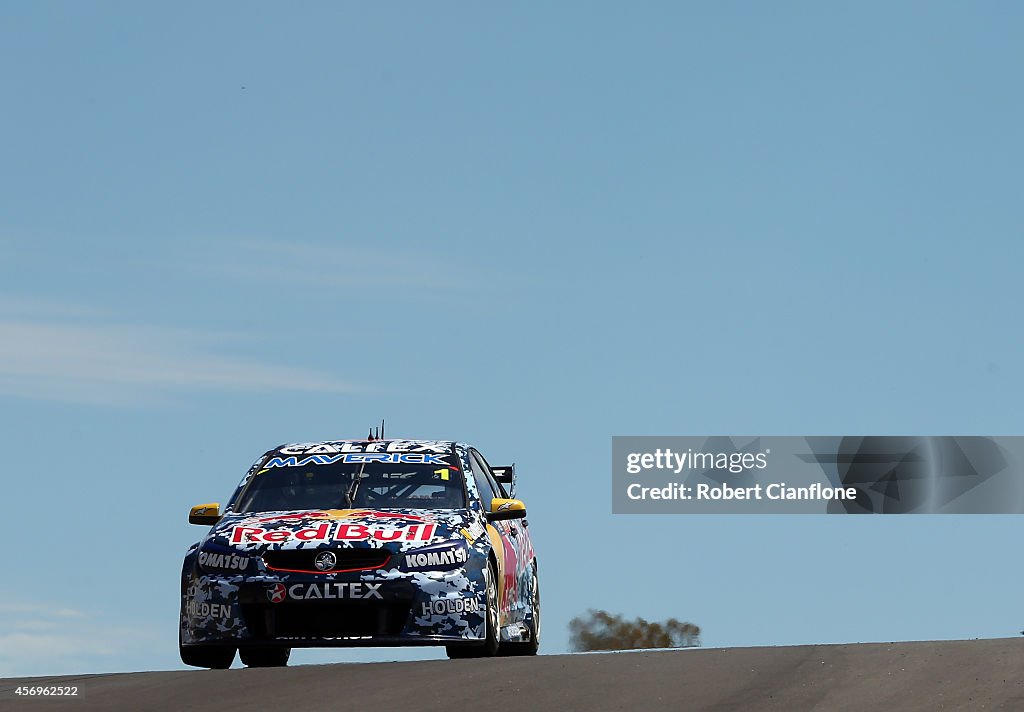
[239,646,291,668]
[446,561,499,659]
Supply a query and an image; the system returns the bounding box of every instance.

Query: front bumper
[180,566,487,648]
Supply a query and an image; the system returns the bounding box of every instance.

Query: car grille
[241,601,411,638]
[261,548,391,574]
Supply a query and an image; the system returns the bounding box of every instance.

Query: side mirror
[189,503,221,526]
[486,498,526,522]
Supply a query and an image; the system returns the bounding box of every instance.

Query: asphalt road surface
[2,638,1021,711]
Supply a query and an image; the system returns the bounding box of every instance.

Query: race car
[179,438,539,668]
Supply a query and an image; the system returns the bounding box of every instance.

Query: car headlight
[400,541,469,572]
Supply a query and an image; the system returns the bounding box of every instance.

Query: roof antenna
[367,419,386,441]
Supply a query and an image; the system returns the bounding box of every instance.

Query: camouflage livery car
[180,439,539,668]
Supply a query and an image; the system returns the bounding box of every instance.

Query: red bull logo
[230,522,437,545]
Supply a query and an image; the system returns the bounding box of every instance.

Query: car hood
[203,507,479,554]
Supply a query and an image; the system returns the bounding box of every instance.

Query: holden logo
[268,583,286,603]
[314,551,338,571]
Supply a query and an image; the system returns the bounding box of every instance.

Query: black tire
[239,646,291,668]
[180,644,236,669]
[500,563,540,656]
[446,561,500,659]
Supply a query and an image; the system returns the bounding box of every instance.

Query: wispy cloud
[190,240,481,292]
[0,603,85,619]
[0,295,106,319]
[0,315,359,406]
[0,599,160,678]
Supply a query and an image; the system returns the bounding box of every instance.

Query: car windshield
[233,459,467,513]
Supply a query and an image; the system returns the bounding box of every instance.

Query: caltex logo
[268,583,287,603]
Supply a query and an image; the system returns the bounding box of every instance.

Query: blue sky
[1,2,1022,676]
